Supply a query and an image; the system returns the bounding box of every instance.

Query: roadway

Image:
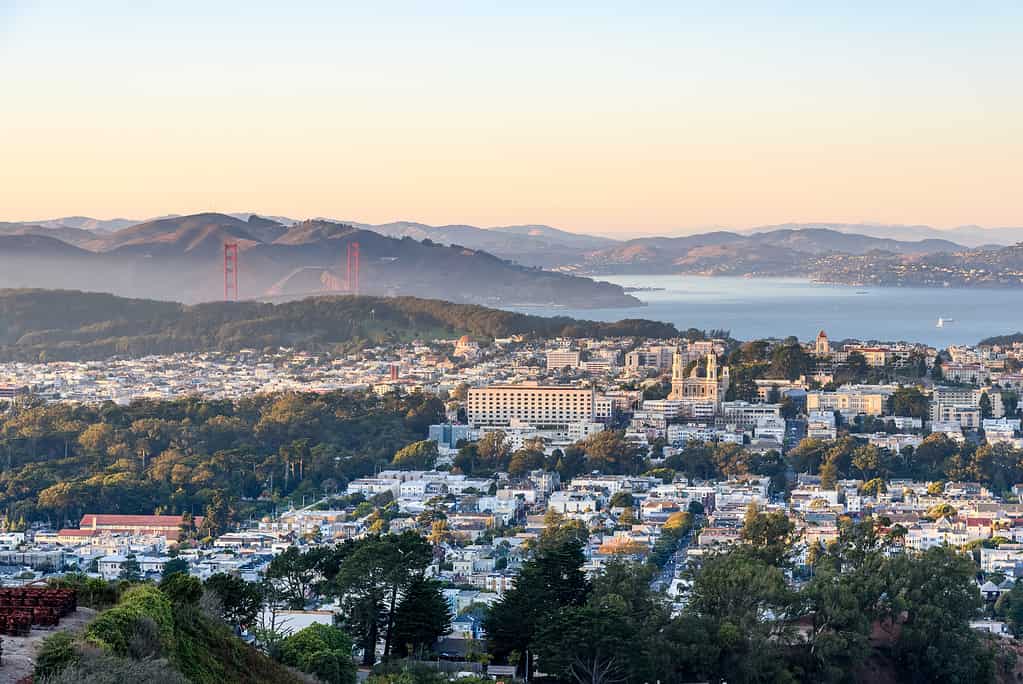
[650,515,702,593]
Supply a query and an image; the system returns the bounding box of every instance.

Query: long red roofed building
[76,513,203,543]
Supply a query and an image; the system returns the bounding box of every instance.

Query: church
[668,350,730,412]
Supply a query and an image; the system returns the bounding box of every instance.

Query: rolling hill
[0,213,639,308]
[0,289,679,361]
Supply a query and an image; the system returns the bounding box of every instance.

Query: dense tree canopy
[487,514,998,684]
[0,389,443,526]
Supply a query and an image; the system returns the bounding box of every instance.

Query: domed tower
[815,330,830,356]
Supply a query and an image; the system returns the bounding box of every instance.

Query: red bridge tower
[346,241,360,294]
[224,243,239,301]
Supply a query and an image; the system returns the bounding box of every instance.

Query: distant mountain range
[733,222,1023,248]
[579,228,1023,287]
[0,213,639,308]
[577,228,969,275]
[20,214,1023,244]
[6,213,1023,298]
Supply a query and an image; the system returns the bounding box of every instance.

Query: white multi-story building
[546,349,581,370]
[667,424,743,445]
[640,400,685,418]
[980,544,1023,574]
[984,418,1022,446]
[931,421,966,442]
[581,360,615,374]
[720,401,782,429]
[807,411,838,440]
[345,478,400,496]
[567,421,606,442]
[867,433,922,453]
[931,386,1003,423]
[755,416,787,443]
[548,491,599,514]
[933,405,982,429]
[983,418,1021,433]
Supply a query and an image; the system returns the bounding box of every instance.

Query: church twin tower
[668,349,730,409]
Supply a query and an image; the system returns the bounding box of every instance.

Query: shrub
[160,573,203,606]
[85,604,144,654]
[37,648,187,684]
[48,573,123,609]
[278,624,357,684]
[34,631,79,679]
[121,584,175,636]
[128,616,164,660]
[85,585,175,655]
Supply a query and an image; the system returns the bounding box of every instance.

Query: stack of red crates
[0,588,76,635]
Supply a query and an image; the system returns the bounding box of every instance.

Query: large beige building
[467,383,598,428]
[805,386,895,416]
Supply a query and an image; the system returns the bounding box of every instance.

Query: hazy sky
[2,1,1021,235]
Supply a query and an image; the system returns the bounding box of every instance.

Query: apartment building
[428,423,477,449]
[942,363,990,385]
[667,424,743,445]
[831,343,927,369]
[931,386,1004,423]
[545,349,581,370]
[624,346,675,371]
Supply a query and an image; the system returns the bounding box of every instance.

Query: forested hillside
[0,389,444,527]
[0,289,678,361]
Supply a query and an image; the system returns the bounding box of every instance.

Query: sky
[1,1,1021,236]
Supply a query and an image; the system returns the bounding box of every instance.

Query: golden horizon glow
[2,3,1021,235]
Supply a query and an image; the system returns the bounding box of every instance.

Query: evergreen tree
[484,520,590,677]
[391,577,452,658]
[119,554,141,581]
[332,532,432,665]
